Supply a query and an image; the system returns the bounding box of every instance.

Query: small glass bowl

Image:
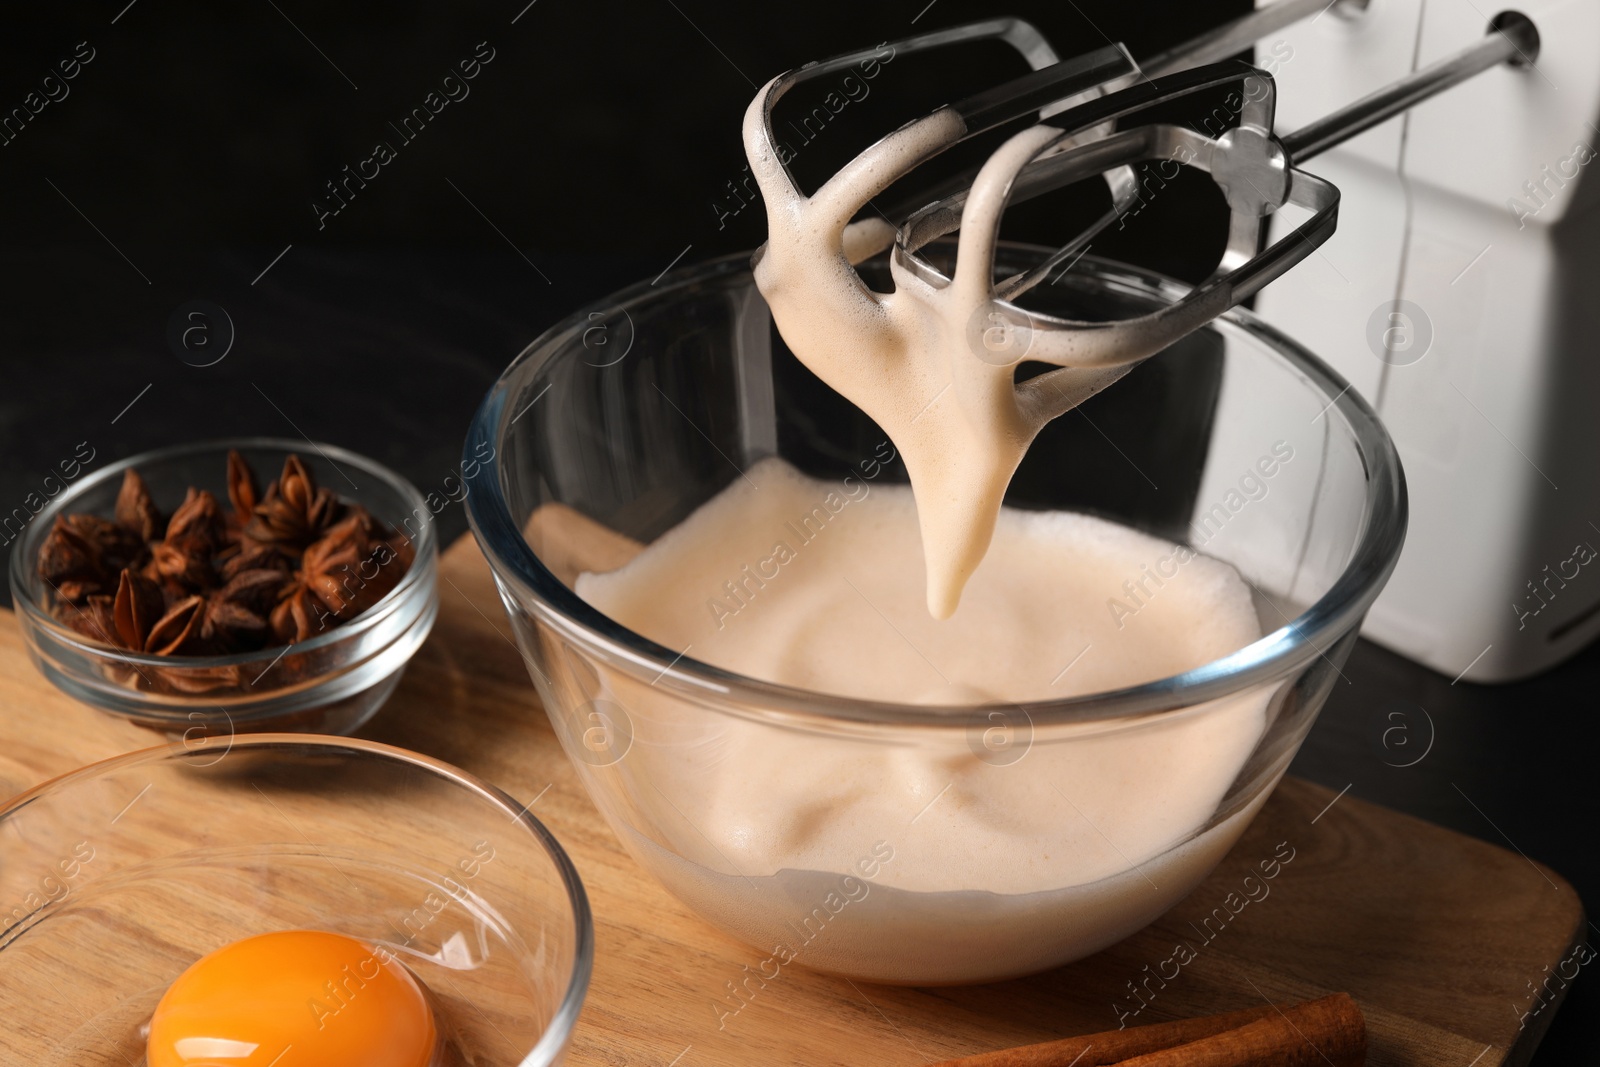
[8,438,439,737]
[465,246,1408,984]
[0,735,592,1066]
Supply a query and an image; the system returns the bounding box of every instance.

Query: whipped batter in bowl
[464,249,1406,983]
[570,459,1275,981]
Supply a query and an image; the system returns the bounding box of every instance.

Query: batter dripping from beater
[745,108,1136,619]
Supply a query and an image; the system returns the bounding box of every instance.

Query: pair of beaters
[743,9,1537,432]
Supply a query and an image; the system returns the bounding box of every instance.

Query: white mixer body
[1254,0,1600,681]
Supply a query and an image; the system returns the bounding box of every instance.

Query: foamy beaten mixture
[581,458,1259,707]
[575,460,1272,981]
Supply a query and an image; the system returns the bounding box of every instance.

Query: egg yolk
[146,930,437,1067]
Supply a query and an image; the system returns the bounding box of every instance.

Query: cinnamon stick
[922,994,1364,1067]
[1118,995,1364,1066]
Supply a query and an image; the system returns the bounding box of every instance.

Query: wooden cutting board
[0,533,1585,1067]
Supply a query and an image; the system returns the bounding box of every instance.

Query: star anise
[41,449,412,673]
[132,586,269,662]
[113,568,166,650]
[218,567,293,615]
[226,449,259,523]
[199,596,269,653]
[133,487,229,601]
[38,514,147,603]
[246,456,343,550]
[140,565,279,656]
[219,540,294,581]
[115,468,163,540]
[62,593,119,645]
[165,488,226,556]
[260,515,402,642]
[143,594,208,656]
[301,514,406,622]
[269,583,326,645]
[38,517,104,603]
[144,541,213,596]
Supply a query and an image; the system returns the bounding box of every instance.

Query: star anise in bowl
[38,451,415,668]
[13,438,439,737]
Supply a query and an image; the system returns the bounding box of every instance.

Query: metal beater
[747,10,1539,377]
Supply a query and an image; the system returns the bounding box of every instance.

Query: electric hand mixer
[747,6,1563,673]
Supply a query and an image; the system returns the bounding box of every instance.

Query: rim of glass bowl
[0,733,595,1067]
[464,249,1408,731]
[8,436,438,671]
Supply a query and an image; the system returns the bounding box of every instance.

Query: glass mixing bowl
[464,246,1406,984]
[0,735,592,1065]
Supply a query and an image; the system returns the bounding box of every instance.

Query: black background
[0,0,1595,1059]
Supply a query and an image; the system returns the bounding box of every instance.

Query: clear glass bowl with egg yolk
[0,735,591,1065]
